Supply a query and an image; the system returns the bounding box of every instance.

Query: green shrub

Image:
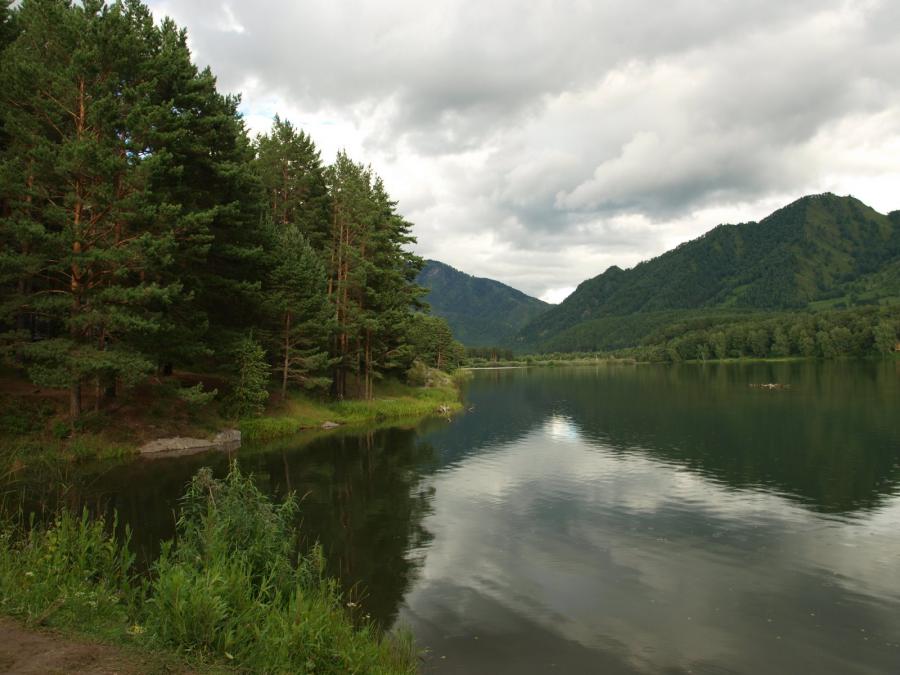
[0,510,135,636]
[176,383,218,408]
[226,336,271,418]
[0,464,416,673]
[145,464,416,673]
[405,359,429,387]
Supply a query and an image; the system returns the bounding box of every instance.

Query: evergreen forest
[0,0,462,420]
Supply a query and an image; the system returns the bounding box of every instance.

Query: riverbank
[0,465,416,674]
[0,368,464,471]
[240,372,465,442]
[464,352,900,369]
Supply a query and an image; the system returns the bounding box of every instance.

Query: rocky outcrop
[138,429,241,459]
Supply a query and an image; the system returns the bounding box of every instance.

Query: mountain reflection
[433,362,900,514]
[402,362,900,674]
[241,427,438,627]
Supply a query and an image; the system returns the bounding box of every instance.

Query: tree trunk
[281,311,291,399]
[70,380,82,421]
[69,78,86,422]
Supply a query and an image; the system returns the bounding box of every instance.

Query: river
[5,361,900,674]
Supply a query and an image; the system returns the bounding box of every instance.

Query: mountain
[417,260,551,346]
[518,194,900,352]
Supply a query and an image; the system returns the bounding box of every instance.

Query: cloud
[146,0,900,298]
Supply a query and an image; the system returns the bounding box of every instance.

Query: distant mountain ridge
[417,260,551,346]
[517,193,900,352]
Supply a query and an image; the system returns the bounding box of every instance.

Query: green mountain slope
[418,260,551,346]
[519,194,900,352]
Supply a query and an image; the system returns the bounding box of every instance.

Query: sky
[146,0,900,304]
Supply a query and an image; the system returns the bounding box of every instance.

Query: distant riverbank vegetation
[0,0,465,457]
[0,463,417,673]
[617,305,899,363]
[464,306,899,367]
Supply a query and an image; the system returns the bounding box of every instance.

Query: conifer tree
[267,225,332,397]
[255,116,330,251]
[0,0,182,417]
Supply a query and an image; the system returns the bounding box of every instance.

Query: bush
[175,383,218,408]
[0,510,135,635]
[0,464,416,674]
[146,464,415,672]
[226,336,271,418]
[405,359,429,387]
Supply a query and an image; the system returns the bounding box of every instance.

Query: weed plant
[0,464,416,674]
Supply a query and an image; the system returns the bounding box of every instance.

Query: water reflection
[402,362,900,673]
[448,362,900,514]
[3,426,439,627]
[4,362,900,673]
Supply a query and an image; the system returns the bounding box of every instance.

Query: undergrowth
[0,464,417,674]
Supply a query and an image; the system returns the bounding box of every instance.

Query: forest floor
[0,618,198,675]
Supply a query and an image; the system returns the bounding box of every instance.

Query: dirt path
[0,619,191,674]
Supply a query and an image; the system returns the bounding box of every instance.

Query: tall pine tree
[0,0,183,417]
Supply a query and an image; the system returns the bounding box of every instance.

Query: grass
[0,367,465,468]
[240,372,463,442]
[0,464,417,674]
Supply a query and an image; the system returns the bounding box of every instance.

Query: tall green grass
[0,510,137,641]
[241,376,462,442]
[0,464,417,674]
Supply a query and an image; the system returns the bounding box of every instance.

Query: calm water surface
[7,362,900,674]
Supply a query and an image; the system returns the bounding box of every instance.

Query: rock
[213,429,241,450]
[139,428,241,458]
[321,421,340,430]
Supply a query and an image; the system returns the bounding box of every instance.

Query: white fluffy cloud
[147,0,900,299]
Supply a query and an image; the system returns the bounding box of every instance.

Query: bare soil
[0,619,192,674]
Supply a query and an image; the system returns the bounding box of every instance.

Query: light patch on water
[544,414,580,442]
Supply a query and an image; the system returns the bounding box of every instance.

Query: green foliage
[255,115,331,251]
[618,306,898,362]
[240,378,462,441]
[520,194,900,352]
[325,152,426,399]
[405,359,429,387]
[0,510,135,635]
[406,313,465,372]
[266,224,333,395]
[466,346,516,362]
[175,383,218,408]
[226,336,270,418]
[418,260,550,347]
[0,464,417,673]
[0,0,431,421]
[149,464,417,672]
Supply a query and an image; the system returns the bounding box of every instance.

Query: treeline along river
[4,361,900,674]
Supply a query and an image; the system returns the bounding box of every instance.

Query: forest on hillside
[417,260,550,346]
[0,0,463,420]
[517,194,900,355]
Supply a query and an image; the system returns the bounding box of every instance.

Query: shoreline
[0,372,465,470]
[464,353,899,369]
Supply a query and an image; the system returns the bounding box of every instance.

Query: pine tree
[267,225,332,397]
[0,0,183,417]
[360,177,425,397]
[255,116,330,251]
[227,334,270,418]
[324,155,425,399]
[325,152,371,398]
